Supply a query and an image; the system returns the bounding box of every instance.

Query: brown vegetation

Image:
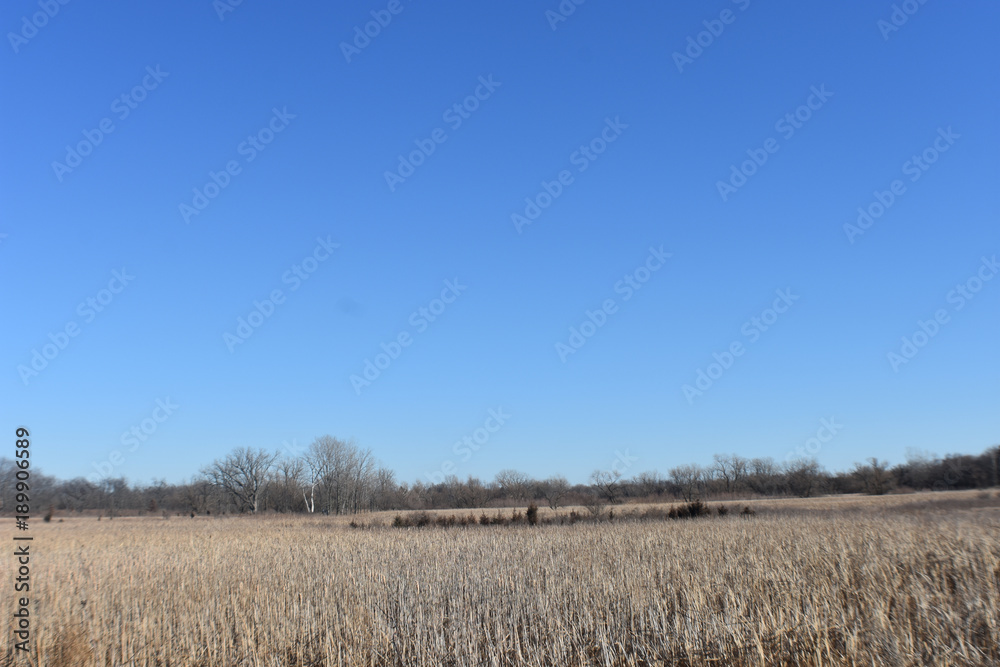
[2,490,997,666]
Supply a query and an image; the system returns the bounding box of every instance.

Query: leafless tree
[669,464,704,501]
[711,453,748,494]
[590,469,623,504]
[746,457,779,495]
[203,447,278,513]
[634,470,666,498]
[538,475,570,510]
[785,458,823,498]
[495,469,532,502]
[854,457,892,495]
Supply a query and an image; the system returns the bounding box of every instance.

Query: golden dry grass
[3,491,999,666]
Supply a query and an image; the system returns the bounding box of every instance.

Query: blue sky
[2,0,997,486]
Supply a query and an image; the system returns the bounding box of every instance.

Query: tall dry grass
[2,491,998,666]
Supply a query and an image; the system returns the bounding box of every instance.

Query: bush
[526,503,539,526]
[716,504,729,517]
[686,500,708,517]
[43,506,54,522]
[741,505,756,517]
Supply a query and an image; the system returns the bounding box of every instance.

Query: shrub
[686,500,707,517]
[741,505,756,517]
[716,504,729,517]
[479,512,490,526]
[44,506,54,522]
[526,503,539,526]
[392,515,406,528]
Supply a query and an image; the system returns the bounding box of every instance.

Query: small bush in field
[716,504,729,517]
[526,503,539,526]
[479,512,490,526]
[741,505,756,517]
[686,500,707,517]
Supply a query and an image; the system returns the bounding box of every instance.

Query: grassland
[3,490,999,666]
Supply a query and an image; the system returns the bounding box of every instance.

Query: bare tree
[203,447,278,513]
[270,456,306,512]
[669,464,704,501]
[746,457,778,495]
[494,469,532,502]
[711,454,748,494]
[538,475,570,510]
[590,469,623,504]
[854,457,892,495]
[303,436,349,514]
[634,470,666,498]
[785,458,823,498]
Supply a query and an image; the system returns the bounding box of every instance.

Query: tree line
[1,438,997,517]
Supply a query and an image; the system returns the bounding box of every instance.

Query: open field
[3,490,999,666]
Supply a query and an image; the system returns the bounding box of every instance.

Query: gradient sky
[2,0,997,487]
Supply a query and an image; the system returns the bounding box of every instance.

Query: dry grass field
[3,491,999,666]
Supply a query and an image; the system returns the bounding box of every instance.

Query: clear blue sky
[2,0,997,486]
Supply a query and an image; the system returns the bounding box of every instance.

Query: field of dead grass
[2,490,998,666]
